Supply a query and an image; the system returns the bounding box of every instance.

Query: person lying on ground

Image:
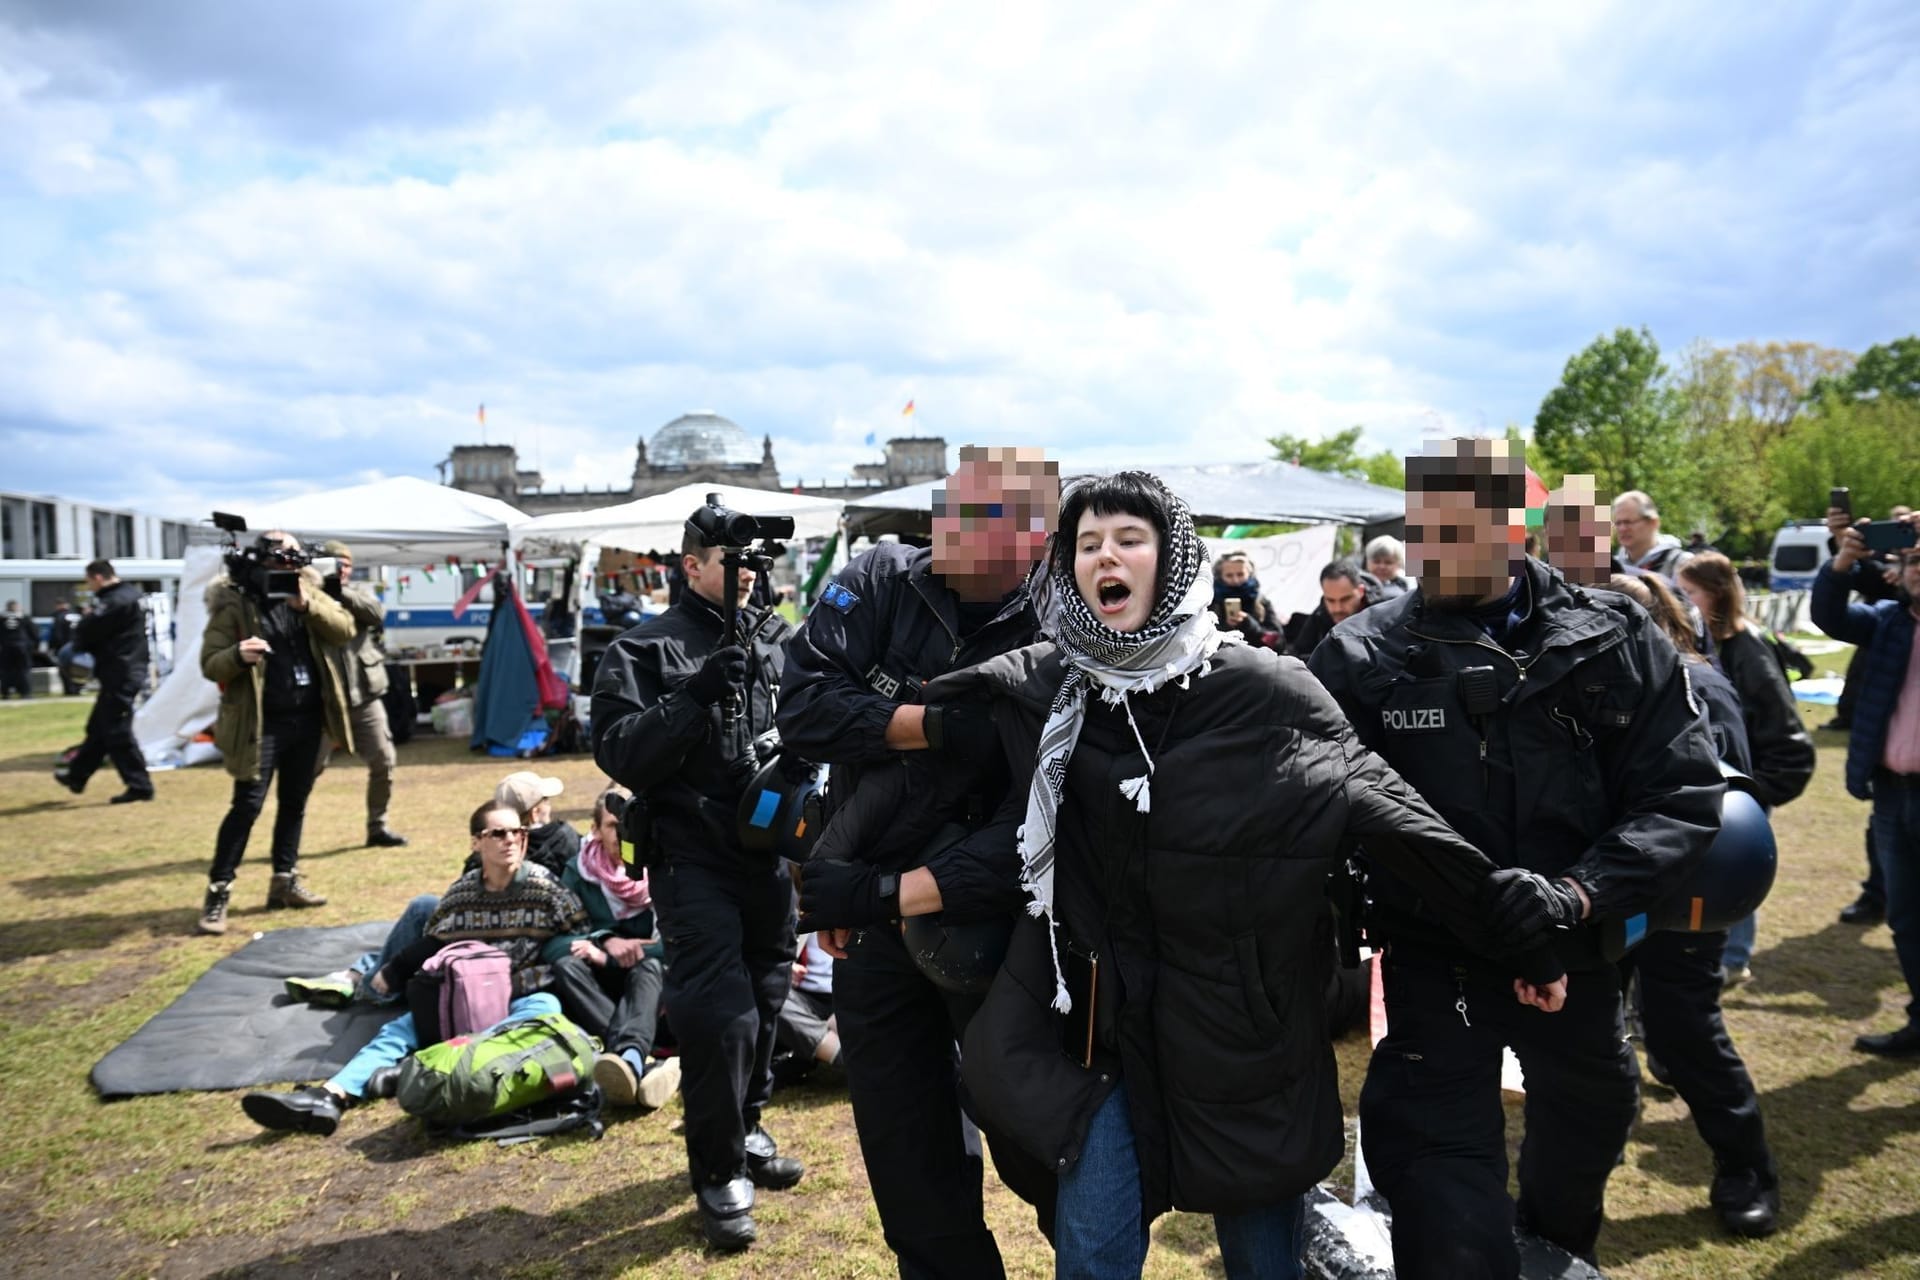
[241,800,589,1135]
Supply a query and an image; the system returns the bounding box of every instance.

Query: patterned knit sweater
[422,862,590,996]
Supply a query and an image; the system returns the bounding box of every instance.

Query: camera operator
[313,541,408,848]
[591,501,801,1253]
[195,530,356,936]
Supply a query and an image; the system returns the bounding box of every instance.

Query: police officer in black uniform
[1309,438,1725,1279]
[62,559,155,801]
[591,506,801,1253]
[777,445,1060,1280]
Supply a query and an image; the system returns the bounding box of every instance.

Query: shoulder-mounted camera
[211,511,336,602]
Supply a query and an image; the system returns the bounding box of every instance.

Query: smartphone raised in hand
[1830,486,1852,518]
[1861,520,1918,554]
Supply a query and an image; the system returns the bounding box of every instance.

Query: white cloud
[0,0,1914,516]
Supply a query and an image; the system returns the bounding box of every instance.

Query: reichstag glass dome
[649,412,762,468]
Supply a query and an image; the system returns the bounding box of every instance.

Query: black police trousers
[68,687,152,795]
[1360,947,1639,1279]
[1620,929,1774,1179]
[651,852,794,1185]
[836,923,1059,1280]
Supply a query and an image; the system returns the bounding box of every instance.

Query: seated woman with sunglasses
[936,472,1571,1279]
[241,798,589,1136]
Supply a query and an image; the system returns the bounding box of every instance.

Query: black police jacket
[942,641,1558,1219]
[777,543,1038,917]
[1309,557,1724,967]
[75,581,151,697]
[591,588,787,865]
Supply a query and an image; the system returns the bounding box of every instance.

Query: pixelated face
[683,545,755,610]
[1219,557,1251,588]
[932,450,1061,598]
[1074,509,1159,633]
[1321,575,1366,622]
[1545,477,1614,587]
[1611,497,1656,557]
[1407,487,1523,606]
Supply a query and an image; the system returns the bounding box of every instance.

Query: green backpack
[397,1010,600,1127]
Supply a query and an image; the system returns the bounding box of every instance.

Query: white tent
[512,482,845,556]
[236,475,527,563]
[134,477,530,769]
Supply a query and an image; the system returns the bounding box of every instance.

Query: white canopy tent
[234,475,528,564]
[134,477,530,769]
[512,482,846,558]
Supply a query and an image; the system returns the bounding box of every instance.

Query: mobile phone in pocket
[1058,940,1099,1069]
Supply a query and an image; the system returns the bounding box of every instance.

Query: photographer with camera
[195,528,356,936]
[591,497,801,1252]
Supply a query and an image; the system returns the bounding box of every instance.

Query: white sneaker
[638,1055,682,1110]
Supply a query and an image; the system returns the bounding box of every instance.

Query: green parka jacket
[201,566,356,780]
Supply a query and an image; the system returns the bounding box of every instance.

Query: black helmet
[737,749,827,862]
[900,824,1013,994]
[1602,763,1776,960]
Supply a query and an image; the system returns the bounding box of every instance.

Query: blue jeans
[1055,1081,1305,1280]
[1872,782,1920,1024]
[1722,912,1757,971]
[348,894,441,1004]
[328,991,560,1098]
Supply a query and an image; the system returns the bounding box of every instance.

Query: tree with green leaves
[1770,392,1920,523]
[1533,326,1700,527]
[1266,425,1404,488]
[1809,335,1920,403]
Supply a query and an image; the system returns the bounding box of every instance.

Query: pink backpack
[407,941,512,1044]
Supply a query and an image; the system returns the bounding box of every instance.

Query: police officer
[1309,438,1725,1279]
[61,560,155,802]
[777,445,1060,1280]
[592,511,800,1252]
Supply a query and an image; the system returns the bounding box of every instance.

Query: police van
[1767,521,1830,592]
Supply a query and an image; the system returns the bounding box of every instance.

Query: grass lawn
[0,682,1916,1278]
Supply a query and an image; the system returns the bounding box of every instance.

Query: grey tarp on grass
[91,923,397,1099]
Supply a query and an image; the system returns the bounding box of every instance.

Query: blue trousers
[328,991,560,1099]
[1054,1081,1304,1280]
[1872,782,1920,1024]
[348,894,441,1003]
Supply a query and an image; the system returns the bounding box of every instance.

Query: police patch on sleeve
[820,582,860,613]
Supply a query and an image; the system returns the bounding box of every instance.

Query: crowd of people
[42,441,1920,1279]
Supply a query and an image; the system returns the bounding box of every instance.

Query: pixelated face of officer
[1544,476,1614,587]
[932,446,1061,600]
[1404,438,1529,609]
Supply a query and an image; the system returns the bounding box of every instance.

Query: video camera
[211,512,337,602]
[684,495,795,731]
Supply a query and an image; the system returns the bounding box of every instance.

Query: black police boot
[1710,1165,1780,1238]
[694,1174,756,1251]
[1855,1023,1920,1056]
[744,1123,804,1190]
[366,828,410,848]
[109,787,155,804]
[1839,893,1886,926]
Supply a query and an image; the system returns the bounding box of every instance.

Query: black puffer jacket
[1716,627,1815,810]
[941,640,1559,1220]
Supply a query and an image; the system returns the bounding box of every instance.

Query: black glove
[923,701,999,761]
[1483,868,1585,953]
[798,859,900,933]
[685,645,749,706]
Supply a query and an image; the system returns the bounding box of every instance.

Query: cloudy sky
[3,0,1915,518]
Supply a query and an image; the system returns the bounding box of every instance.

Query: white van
[1768,521,1830,592]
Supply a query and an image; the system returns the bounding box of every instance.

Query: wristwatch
[876,872,901,922]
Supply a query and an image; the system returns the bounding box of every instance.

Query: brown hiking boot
[266,872,328,910]
[197,880,232,935]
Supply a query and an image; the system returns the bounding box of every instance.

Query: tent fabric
[469,576,559,753]
[512,482,844,555]
[846,461,1406,527]
[132,543,225,769]
[91,922,397,1098]
[238,476,527,564]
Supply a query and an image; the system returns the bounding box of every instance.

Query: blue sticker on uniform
[1622,913,1648,950]
[749,790,781,829]
[820,582,859,612]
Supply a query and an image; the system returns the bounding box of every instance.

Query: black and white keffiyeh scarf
[1019,478,1238,1012]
